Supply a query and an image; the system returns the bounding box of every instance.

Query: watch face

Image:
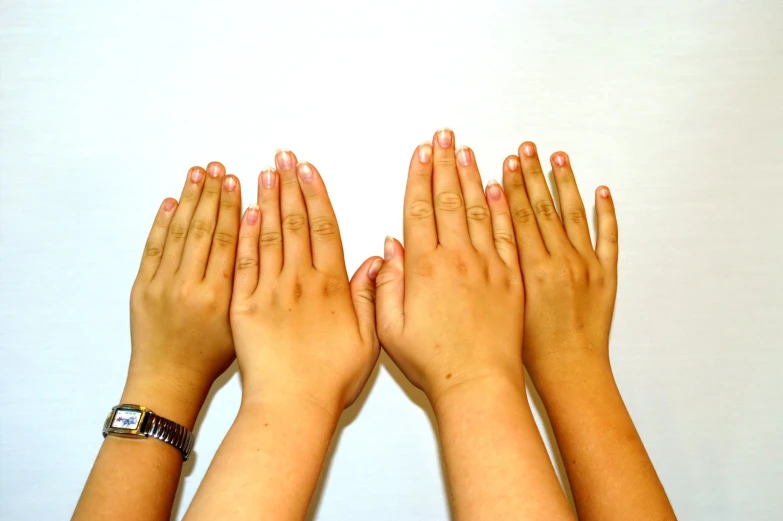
[112,409,142,430]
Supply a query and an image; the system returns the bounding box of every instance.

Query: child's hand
[374,130,525,403]
[229,151,381,414]
[501,143,618,377]
[127,163,240,413]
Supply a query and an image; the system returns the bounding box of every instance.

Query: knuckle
[513,207,535,225]
[189,219,214,239]
[435,191,464,212]
[220,197,236,209]
[236,256,258,270]
[602,230,619,244]
[353,287,376,305]
[203,185,221,198]
[259,230,283,247]
[169,224,188,241]
[494,231,515,247]
[212,231,237,247]
[282,213,307,232]
[466,204,490,221]
[310,216,339,240]
[533,200,557,219]
[435,155,456,168]
[144,245,163,259]
[321,275,346,297]
[566,209,586,225]
[407,199,434,221]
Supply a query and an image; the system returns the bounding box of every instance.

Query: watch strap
[144,411,195,461]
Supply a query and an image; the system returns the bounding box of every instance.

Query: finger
[179,161,225,278]
[350,256,384,347]
[403,142,437,257]
[257,167,283,279]
[275,149,311,271]
[486,180,522,280]
[456,146,494,255]
[502,155,547,268]
[550,152,593,257]
[205,174,242,285]
[296,161,347,276]
[518,142,569,252]
[233,204,261,299]
[137,198,178,282]
[432,128,471,249]
[595,186,619,271]
[375,236,405,342]
[157,166,207,275]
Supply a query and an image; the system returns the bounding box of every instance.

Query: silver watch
[103,404,194,461]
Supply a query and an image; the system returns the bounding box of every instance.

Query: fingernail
[224,175,237,191]
[276,149,294,170]
[487,180,502,201]
[297,162,314,183]
[599,187,611,198]
[261,168,276,189]
[163,199,176,212]
[553,153,566,167]
[247,204,260,225]
[418,143,432,163]
[190,168,204,183]
[437,128,453,148]
[456,146,472,166]
[384,236,394,261]
[208,162,222,178]
[368,258,383,281]
[522,143,536,157]
[507,157,519,171]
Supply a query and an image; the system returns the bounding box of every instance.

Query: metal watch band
[103,404,194,461]
[143,412,195,461]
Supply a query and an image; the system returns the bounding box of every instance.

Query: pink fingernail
[553,153,566,167]
[487,179,502,201]
[418,143,432,163]
[261,168,276,189]
[246,204,260,225]
[384,236,394,261]
[368,258,383,281]
[163,199,176,212]
[437,128,453,148]
[224,175,237,191]
[208,162,223,178]
[297,162,314,183]
[507,157,519,171]
[522,143,536,157]
[190,168,204,183]
[599,187,611,198]
[456,147,472,166]
[276,149,294,170]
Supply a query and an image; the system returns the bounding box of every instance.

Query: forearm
[73,373,211,521]
[432,375,575,521]
[184,396,339,521]
[530,354,676,521]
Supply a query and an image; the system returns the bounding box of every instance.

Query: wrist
[121,364,214,430]
[527,349,617,406]
[430,368,528,420]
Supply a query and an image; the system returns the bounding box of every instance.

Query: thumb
[375,236,405,343]
[350,255,384,347]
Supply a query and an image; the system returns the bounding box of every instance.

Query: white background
[1,1,782,519]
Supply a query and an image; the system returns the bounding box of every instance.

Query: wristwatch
[103,404,194,461]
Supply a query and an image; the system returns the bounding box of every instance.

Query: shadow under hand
[170,360,239,520]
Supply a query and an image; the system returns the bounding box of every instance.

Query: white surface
[1,1,782,519]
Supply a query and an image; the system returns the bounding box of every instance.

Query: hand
[229,151,381,415]
[501,142,618,377]
[127,162,240,416]
[375,129,526,403]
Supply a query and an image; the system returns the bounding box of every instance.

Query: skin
[73,162,241,521]
[374,130,575,521]
[183,151,382,520]
[502,142,677,521]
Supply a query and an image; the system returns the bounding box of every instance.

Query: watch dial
[112,410,142,429]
